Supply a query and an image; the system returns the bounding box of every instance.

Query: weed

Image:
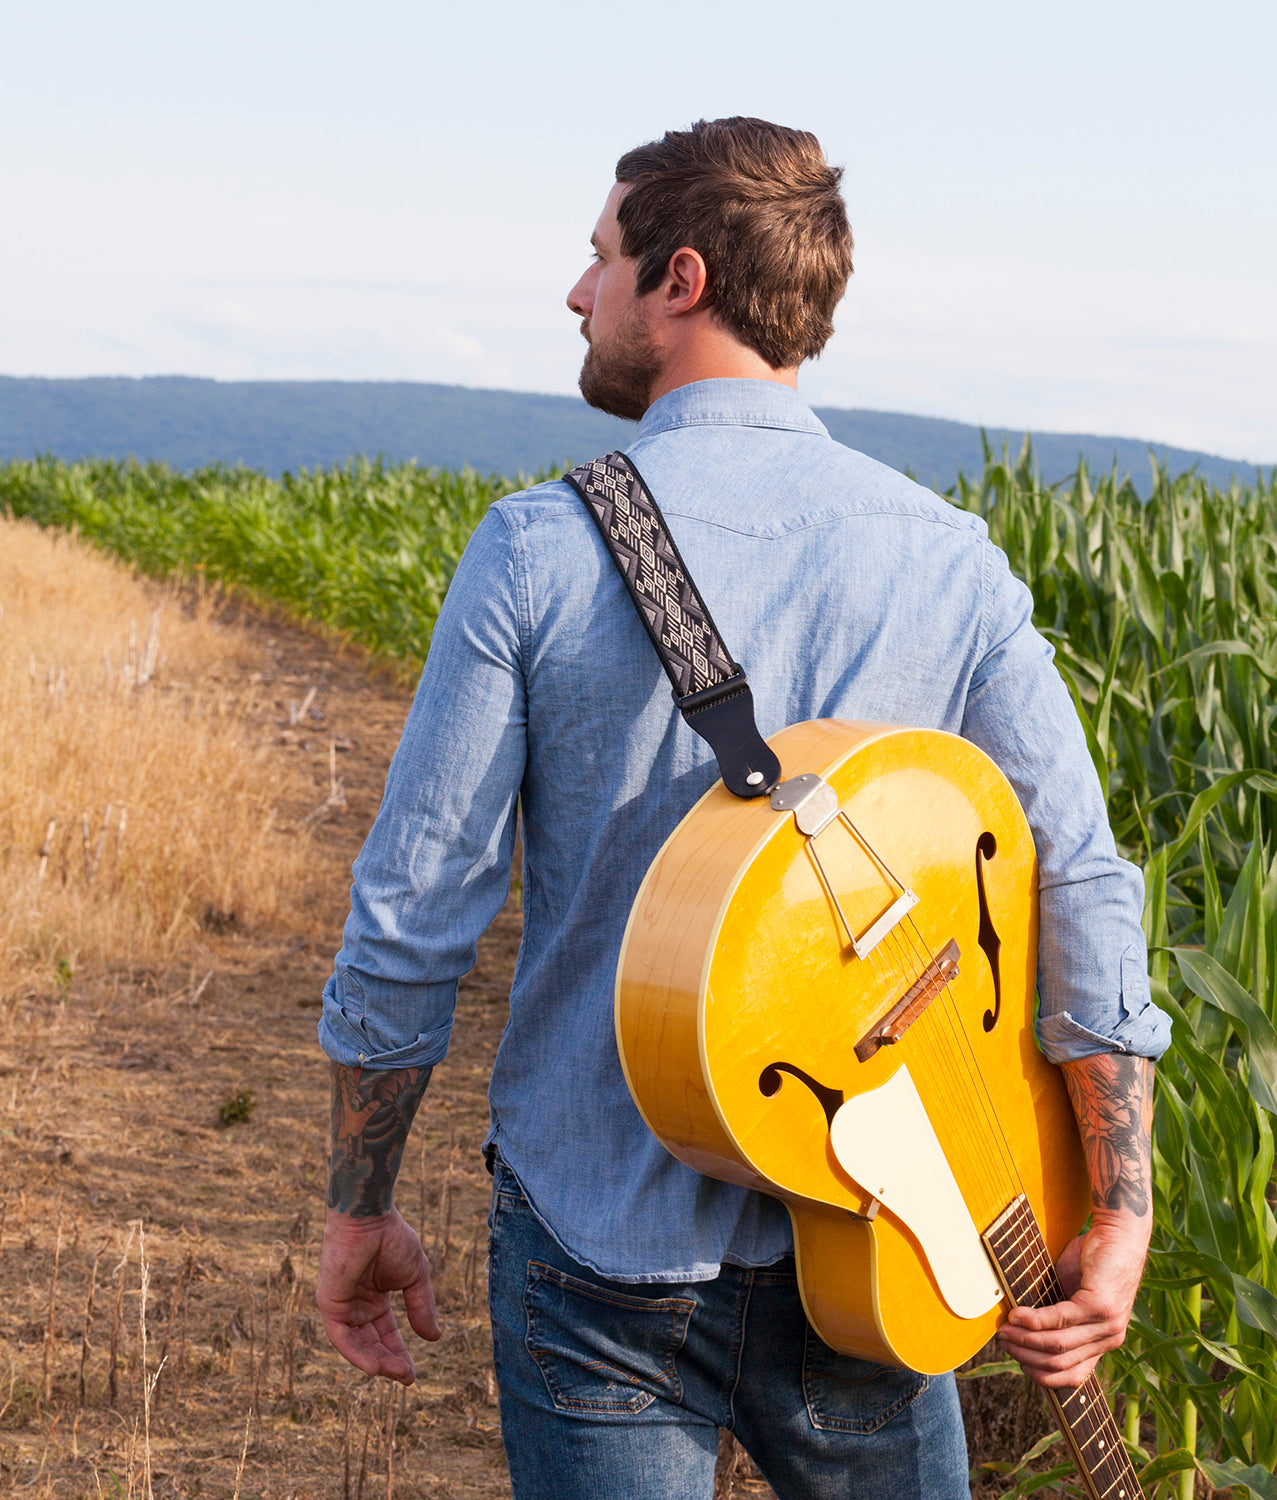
[217,1089,256,1128]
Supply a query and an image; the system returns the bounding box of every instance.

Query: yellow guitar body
[616,720,1091,1376]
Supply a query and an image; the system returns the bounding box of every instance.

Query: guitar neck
[983,1197,1145,1500]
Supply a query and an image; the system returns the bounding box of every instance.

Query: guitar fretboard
[982,1197,1145,1500]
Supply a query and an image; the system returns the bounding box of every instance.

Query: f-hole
[759,1063,844,1129]
[976,832,1003,1032]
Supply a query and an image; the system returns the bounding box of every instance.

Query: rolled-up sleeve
[960,543,1172,1065]
[318,507,527,1070]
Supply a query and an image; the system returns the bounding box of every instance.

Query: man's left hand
[999,1051,1154,1389]
[996,1209,1150,1388]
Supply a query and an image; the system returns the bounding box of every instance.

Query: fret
[1097,1465,1140,1500]
[983,1197,1146,1500]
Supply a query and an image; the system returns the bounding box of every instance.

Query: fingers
[316,1208,439,1381]
[320,1307,417,1384]
[318,1294,418,1385]
[999,1333,1111,1388]
[1022,1352,1104,1390]
[403,1263,442,1343]
[997,1292,1129,1388]
[1000,1317,1120,1363]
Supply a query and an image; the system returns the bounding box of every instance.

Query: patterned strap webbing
[563,451,781,800]
[565,452,740,699]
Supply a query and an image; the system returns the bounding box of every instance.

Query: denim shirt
[320,379,1171,1282]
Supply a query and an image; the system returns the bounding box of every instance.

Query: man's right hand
[320,1060,437,1381]
[317,1204,441,1385]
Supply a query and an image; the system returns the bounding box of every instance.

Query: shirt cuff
[317,968,457,1069]
[1035,941,1173,1065]
[1035,1006,1172,1064]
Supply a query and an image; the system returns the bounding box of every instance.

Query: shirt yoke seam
[636,415,827,437]
[495,494,981,542]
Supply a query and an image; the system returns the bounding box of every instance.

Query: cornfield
[3,443,1276,1497]
[954,442,1277,1499]
[0,457,525,671]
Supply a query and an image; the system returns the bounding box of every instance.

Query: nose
[566,266,594,319]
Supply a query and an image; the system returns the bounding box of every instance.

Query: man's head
[568,118,853,420]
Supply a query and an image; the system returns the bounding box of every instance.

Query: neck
[645,321,799,408]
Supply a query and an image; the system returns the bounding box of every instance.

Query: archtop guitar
[616,720,1145,1500]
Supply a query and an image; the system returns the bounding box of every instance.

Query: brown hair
[614,117,853,369]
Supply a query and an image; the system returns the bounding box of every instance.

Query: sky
[2,0,1274,462]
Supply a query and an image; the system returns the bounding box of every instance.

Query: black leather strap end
[676,675,781,798]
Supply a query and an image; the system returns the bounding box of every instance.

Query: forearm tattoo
[1062,1053,1153,1217]
[328,1062,432,1217]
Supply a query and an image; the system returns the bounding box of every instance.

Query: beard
[577,304,661,422]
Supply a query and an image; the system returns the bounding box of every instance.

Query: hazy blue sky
[2,0,1274,459]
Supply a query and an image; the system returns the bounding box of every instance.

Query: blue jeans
[487,1157,970,1499]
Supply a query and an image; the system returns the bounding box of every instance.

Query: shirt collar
[635,378,829,441]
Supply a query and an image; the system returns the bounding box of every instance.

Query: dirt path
[0,602,1045,1498]
[0,606,519,1498]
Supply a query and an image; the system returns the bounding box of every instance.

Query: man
[316,118,1171,1498]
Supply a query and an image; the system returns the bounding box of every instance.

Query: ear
[661,247,710,317]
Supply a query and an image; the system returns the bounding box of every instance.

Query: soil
[0,603,1056,1498]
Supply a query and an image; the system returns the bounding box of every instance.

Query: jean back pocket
[802,1328,929,1434]
[524,1260,696,1415]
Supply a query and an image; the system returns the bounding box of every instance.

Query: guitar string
[832,835,1046,1308]
[882,920,1021,1209]
[848,911,1002,1211]
[869,922,1006,1207]
[894,913,1028,1208]
[801,796,1050,1312]
[989,1205,1057,1303]
[888,906,1026,1200]
[859,905,1019,1237]
[861,931,992,1199]
[885,919,1022,1216]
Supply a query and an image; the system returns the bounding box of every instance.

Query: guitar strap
[563,451,781,800]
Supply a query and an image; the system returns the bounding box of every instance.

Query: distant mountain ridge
[0,375,1267,496]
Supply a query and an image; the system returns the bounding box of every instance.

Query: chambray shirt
[320,379,1171,1282]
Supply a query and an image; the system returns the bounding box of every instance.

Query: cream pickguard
[828,1065,1004,1320]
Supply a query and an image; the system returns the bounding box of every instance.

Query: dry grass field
[0,522,1053,1498]
[0,519,319,997]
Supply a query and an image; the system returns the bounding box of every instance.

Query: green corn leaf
[1174,948,1277,1114]
[1057,659,1110,802]
[998,1429,1064,1477]
[1230,1272,1277,1340]
[1196,1457,1277,1500]
[1017,1463,1081,1494]
[1138,1448,1199,1483]
[956,1359,1023,1379]
[1192,1329,1267,1379]
[1162,773,1277,868]
[1152,639,1277,681]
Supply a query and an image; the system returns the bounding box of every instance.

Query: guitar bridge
[854,940,961,1060]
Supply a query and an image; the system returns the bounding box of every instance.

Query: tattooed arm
[316,1062,442,1384]
[999,1052,1154,1388]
